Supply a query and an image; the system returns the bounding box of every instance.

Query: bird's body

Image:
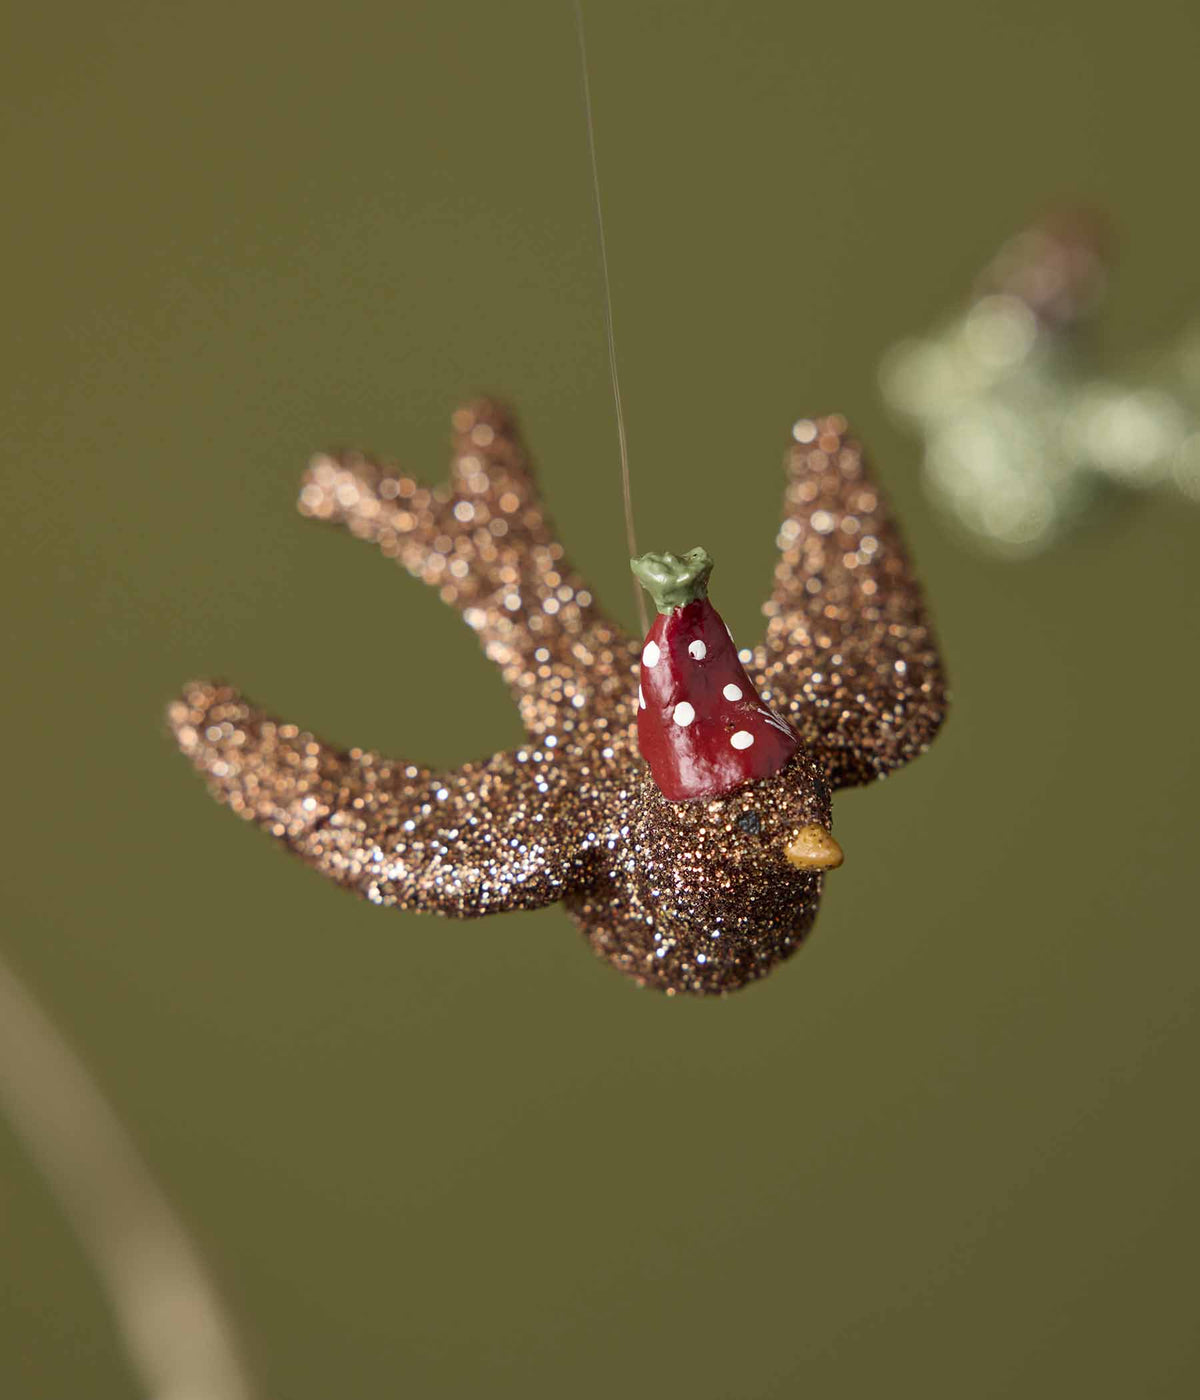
[170,400,946,994]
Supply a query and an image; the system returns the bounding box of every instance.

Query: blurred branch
[0,951,257,1400]
[880,210,1200,555]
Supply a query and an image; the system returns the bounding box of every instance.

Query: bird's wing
[748,416,947,790]
[169,683,604,916]
[297,400,639,741]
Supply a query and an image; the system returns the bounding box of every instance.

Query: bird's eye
[735,810,761,835]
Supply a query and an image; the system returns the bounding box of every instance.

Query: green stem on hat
[630,547,714,614]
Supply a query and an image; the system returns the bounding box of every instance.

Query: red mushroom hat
[631,547,801,802]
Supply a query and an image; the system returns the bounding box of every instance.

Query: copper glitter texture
[169,401,947,994]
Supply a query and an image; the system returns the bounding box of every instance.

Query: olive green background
[3,2,1199,1396]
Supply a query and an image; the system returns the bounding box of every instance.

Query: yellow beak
[784,824,845,871]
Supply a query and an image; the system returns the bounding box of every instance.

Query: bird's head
[622,543,845,988]
[628,748,842,972]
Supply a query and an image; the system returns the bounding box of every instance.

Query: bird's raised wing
[748,416,947,790]
[169,683,605,916]
[297,400,639,742]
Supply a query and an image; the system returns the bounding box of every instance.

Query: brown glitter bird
[169,400,947,994]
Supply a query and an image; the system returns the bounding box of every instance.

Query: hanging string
[573,0,650,637]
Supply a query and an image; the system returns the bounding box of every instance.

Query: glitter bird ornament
[170,401,946,994]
